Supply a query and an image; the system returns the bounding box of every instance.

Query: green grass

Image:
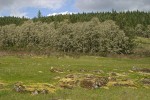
[0,87,150,100]
[0,55,150,100]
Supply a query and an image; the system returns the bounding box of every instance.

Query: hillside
[0,11,150,100]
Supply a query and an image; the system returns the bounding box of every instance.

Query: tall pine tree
[37,10,42,18]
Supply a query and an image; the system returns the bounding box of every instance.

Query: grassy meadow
[0,37,149,100]
[0,55,150,100]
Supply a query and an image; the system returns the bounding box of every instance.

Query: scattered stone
[113,82,134,87]
[84,74,95,78]
[121,78,128,81]
[102,86,109,90]
[108,72,127,77]
[109,72,117,76]
[128,70,134,73]
[80,79,94,89]
[132,66,138,71]
[139,68,150,73]
[54,76,61,80]
[107,72,136,87]
[113,69,118,71]
[31,89,49,95]
[38,71,43,73]
[31,90,39,95]
[141,78,150,85]
[59,77,78,89]
[108,77,117,81]
[13,82,26,93]
[107,80,136,87]
[0,82,4,89]
[26,83,55,94]
[41,89,49,94]
[78,69,89,72]
[59,74,109,89]
[143,85,150,89]
[138,72,150,76]
[67,69,72,72]
[50,67,64,73]
[132,67,150,73]
[93,70,104,74]
[80,76,108,89]
[65,74,82,79]
[13,82,56,94]
[65,74,76,78]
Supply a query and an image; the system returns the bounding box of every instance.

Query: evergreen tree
[37,10,42,18]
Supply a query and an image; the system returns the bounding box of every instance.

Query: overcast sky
[0,0,150,18]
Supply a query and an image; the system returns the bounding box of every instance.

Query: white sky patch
[75,0,150,11]
[0,0,150,17]
[10,9,27,18]
[0,0,66,17]
[47,11,76,16]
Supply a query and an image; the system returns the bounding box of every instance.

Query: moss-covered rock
[13,82,56,95]
[80,76,108,89]
[59,74,80,89]
[141,78,150,85]
[0,82,6,89]
[107,80,136,87]
[13,82,26,93]
[59,74,108,89]
[132,67,150,73]
[50,67,64,73]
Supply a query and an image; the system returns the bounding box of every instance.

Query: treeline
[0,16,28,26]
[1,11,150,38]
[34,11,150,28]
[1,10,150,28]
[34,11,150,38]
[0,18,135,55]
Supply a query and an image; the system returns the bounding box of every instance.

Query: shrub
[0,18,135,54]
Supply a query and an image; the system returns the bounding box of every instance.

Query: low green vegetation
[0,55,150,100]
